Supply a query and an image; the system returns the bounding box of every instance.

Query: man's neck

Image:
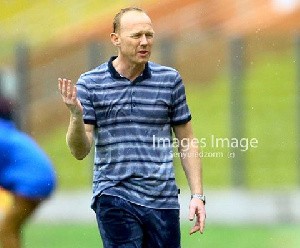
[113,57,145,82]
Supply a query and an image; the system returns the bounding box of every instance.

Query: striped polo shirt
[76,56,191,210]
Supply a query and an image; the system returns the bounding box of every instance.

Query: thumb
[189,205,195,221]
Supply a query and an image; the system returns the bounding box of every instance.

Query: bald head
[113,7,151,33]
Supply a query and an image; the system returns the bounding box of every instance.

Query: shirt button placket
[131,87,136,112]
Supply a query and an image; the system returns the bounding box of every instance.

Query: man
[58,7,205,247]
[0,97,56,248]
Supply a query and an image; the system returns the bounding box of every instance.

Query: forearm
[66,115,91,160]
[179,145,203,195]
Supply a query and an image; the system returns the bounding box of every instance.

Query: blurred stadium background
[1,0,300,247]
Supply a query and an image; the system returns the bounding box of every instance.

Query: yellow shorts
[0,187,13,214]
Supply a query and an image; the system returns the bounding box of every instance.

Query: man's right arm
[66,116,93,160]
[58,78,93,160]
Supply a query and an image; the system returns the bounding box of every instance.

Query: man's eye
[131,34,141,39]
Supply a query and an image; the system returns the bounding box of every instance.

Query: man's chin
[136,56,150,64]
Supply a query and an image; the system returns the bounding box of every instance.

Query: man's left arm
[173,121,206,235]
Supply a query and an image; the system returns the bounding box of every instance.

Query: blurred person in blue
[0,97,56,248]
[58,7,205,248]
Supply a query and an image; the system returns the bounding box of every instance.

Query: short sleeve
[76,76,96,125]
[169,73,192,125]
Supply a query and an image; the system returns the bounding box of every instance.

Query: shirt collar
[108,56,151,83]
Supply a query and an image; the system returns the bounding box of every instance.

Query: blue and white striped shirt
[76,56,191,210]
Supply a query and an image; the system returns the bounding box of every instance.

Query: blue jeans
[94,195,181,248]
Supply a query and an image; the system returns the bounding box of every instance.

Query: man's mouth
[138,51,149,55]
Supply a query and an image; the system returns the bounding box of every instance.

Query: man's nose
[140,34,148,45]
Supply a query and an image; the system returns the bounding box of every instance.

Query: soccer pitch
[24,222,300,248]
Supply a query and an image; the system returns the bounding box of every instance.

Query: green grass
[244,50,297,189]
[24,222,300,248]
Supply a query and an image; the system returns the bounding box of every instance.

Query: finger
[189,206,195,221]
[199,213,206,234]
[62,79,67,96]
[67,80,72,98]
[189,225,200,235]
[72,85,77,101]
[58,78,62,92]
[200,220,205,234]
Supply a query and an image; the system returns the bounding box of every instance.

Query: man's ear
[110,33,120,47]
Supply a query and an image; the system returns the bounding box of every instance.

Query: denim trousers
[94,194,181,248]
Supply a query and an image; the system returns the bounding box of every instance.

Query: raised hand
[58,78,83,117]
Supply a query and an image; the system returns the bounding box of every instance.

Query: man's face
[117,11,154,65]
